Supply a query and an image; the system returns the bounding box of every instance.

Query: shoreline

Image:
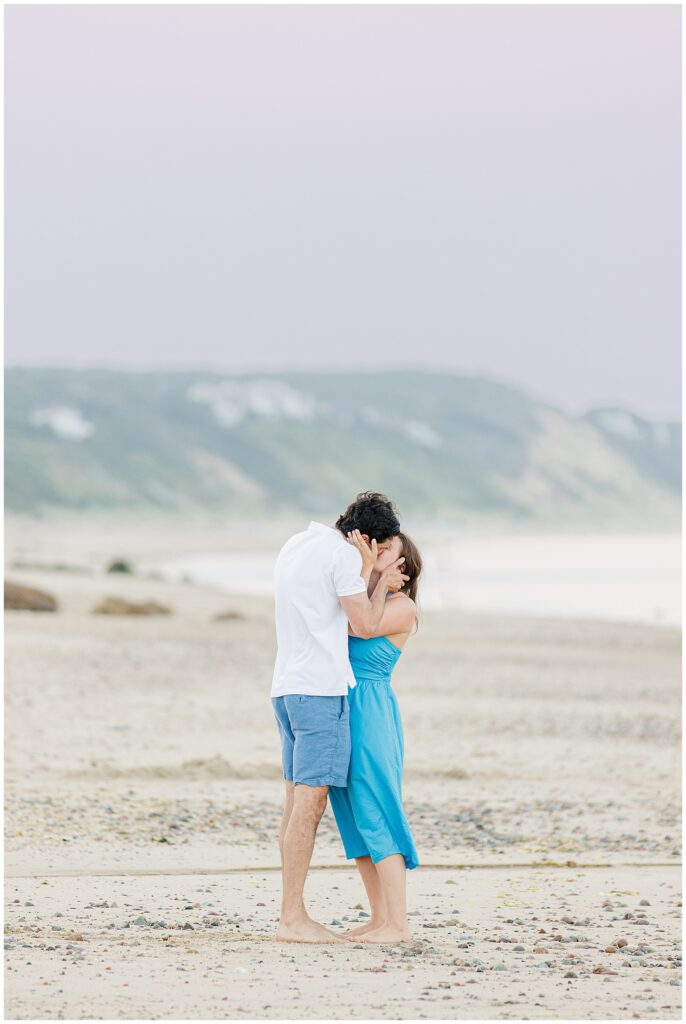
[6,521,682,628]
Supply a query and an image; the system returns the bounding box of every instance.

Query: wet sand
[4,520,682,1019]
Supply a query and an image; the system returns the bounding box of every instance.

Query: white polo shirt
[271,521,367,697]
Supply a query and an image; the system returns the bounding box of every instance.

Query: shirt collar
[308,521,342,538]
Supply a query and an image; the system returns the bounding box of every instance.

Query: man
[271,491,409,943]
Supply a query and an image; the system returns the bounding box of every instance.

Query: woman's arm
[364,592,416,640]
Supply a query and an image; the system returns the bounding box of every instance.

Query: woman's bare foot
[342,918,385,938]
[276,918,347,944]
[356,923,412,944]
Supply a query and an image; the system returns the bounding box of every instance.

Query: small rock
[5,581,57,612]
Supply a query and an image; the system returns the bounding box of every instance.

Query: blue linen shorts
[272,694,351,788]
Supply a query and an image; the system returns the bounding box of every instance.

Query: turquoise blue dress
[328,634,420,870]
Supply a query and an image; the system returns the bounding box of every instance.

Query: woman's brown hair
[397,531,422,632]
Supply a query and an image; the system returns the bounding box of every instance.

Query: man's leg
[278,779,295,867]
[274,694,350,943]
[276,783,344,942]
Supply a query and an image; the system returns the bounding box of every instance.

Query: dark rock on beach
[4,581,58,612]
[106,559,134,574]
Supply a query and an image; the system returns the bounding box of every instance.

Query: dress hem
[344,849,420,871]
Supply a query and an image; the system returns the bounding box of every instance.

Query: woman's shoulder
[386,591,417,624]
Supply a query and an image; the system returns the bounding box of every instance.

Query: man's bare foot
[342,919,385,938]
[275,918,347,944]
[356,923,412,945]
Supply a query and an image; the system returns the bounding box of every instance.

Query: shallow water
[142,531,681,627]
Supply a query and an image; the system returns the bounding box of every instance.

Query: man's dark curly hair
[335,491,400,543]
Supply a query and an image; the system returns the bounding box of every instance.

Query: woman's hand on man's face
[347,529,378,574]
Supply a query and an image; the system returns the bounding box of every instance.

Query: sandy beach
[4,516,682,1019]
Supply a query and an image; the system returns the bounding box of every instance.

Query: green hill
[5,367,681,526]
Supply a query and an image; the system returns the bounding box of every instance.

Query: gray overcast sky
[5,4,681,419]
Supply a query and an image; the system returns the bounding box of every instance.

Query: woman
[328,528,422,945]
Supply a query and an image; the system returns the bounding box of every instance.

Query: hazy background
[5,4,682,625]
[5,4,681,418]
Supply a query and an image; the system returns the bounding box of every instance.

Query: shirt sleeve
[331,542,367,597]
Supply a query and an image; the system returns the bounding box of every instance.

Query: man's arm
[339,558,408,639]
